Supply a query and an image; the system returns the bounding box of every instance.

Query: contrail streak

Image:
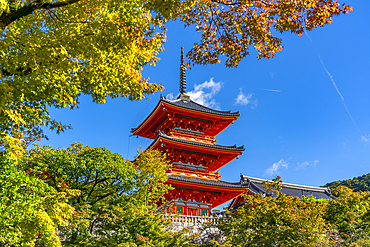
[305,32,366,140]
[319,56,362,135]
[257,88,281,93]
[304,30,312,42]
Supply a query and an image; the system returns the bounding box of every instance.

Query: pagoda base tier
[164,175,248,208]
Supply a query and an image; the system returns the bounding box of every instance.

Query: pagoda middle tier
[148,131,244,173]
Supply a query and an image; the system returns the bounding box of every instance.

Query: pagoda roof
[131,94,240,138]
[162,94,240,117]
[169,174,248,189]
[148,131,244,172]
[167,174,248,208]
[153,131,245,152]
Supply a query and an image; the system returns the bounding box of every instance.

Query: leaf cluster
[19,143,188,246]
[216,183,370,247]
[1,0,165,156]
[0,151,75,246]
[173,0,352,67]
[325,173,370,192]
[0,0,352,158]
[324,186,370,246]
[218,192,329,246]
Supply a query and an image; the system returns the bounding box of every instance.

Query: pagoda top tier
[132,47,240,139]
[131,95,240,139]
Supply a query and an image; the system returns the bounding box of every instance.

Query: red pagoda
[132,48,248,217]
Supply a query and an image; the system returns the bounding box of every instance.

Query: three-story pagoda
[132,48,248,216]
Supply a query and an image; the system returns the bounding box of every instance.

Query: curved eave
[147,132,244,172]
[243,175,330,193]
[155,131,245,152]
[168,175,248,191]
[162,97,240,117]
[168,175,248,208]
[131,99,166,137]
[132,96,240,138]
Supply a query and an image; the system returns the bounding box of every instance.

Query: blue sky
[39,1,369,198]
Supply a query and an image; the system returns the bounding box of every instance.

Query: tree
[0,0,165,155]
[0,0,352,155]
[324,186,370,246]
[217,193,333,246]
[216,177,334,246]
[0,151,77,246]
[325,173,370,192]
[173,0,352,67]
[19,143,188,246]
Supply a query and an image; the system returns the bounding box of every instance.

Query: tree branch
[0,0,81,31]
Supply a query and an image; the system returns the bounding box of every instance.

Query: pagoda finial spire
[180,47,186,94]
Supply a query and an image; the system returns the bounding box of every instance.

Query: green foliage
[301,194,330,204]
[134,149,172,207]
[0,0,165,155]
[217,193,331,246]
[324,186,370,246]
[0,151,76,246]
[216,176,370,247]
[1,0,352,158]
[19,143,188,246]
[325,173,370,192]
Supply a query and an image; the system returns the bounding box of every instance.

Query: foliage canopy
[217,180,331,246]
[0,0,352,155]
[215,181,370,247]
[0,151,76,246]
[19,143,187,246]
[325,173,370,192]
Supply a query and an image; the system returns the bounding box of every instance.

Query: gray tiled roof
[156,131,245,151]
[162,94,240,117]
[168,174,249,189]
[241,175,334,200]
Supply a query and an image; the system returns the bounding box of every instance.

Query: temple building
[228,175,334,211]
[132,48,334,217]
[131,48,248,216]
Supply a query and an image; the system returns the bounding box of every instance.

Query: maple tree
[0,151,77,246]
[213,178,370,246]
[0,0,352,156]
[19,143,188,246]
[173,0,353,67]
[0,0,165,155]
[324,186,370,246]
[215,177,334,246]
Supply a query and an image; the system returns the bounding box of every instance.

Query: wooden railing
[163,214,220,225]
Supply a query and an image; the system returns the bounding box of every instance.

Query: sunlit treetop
[170,0,353,67]
[0,0,165,154]
[0,0,352,156]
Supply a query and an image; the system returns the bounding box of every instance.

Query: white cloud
[264,159,289,176]
[296,160,319,170]
[362,135,370,143]
[187,78,222,109]
[234,88,257,108]
[166,93,175,100]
